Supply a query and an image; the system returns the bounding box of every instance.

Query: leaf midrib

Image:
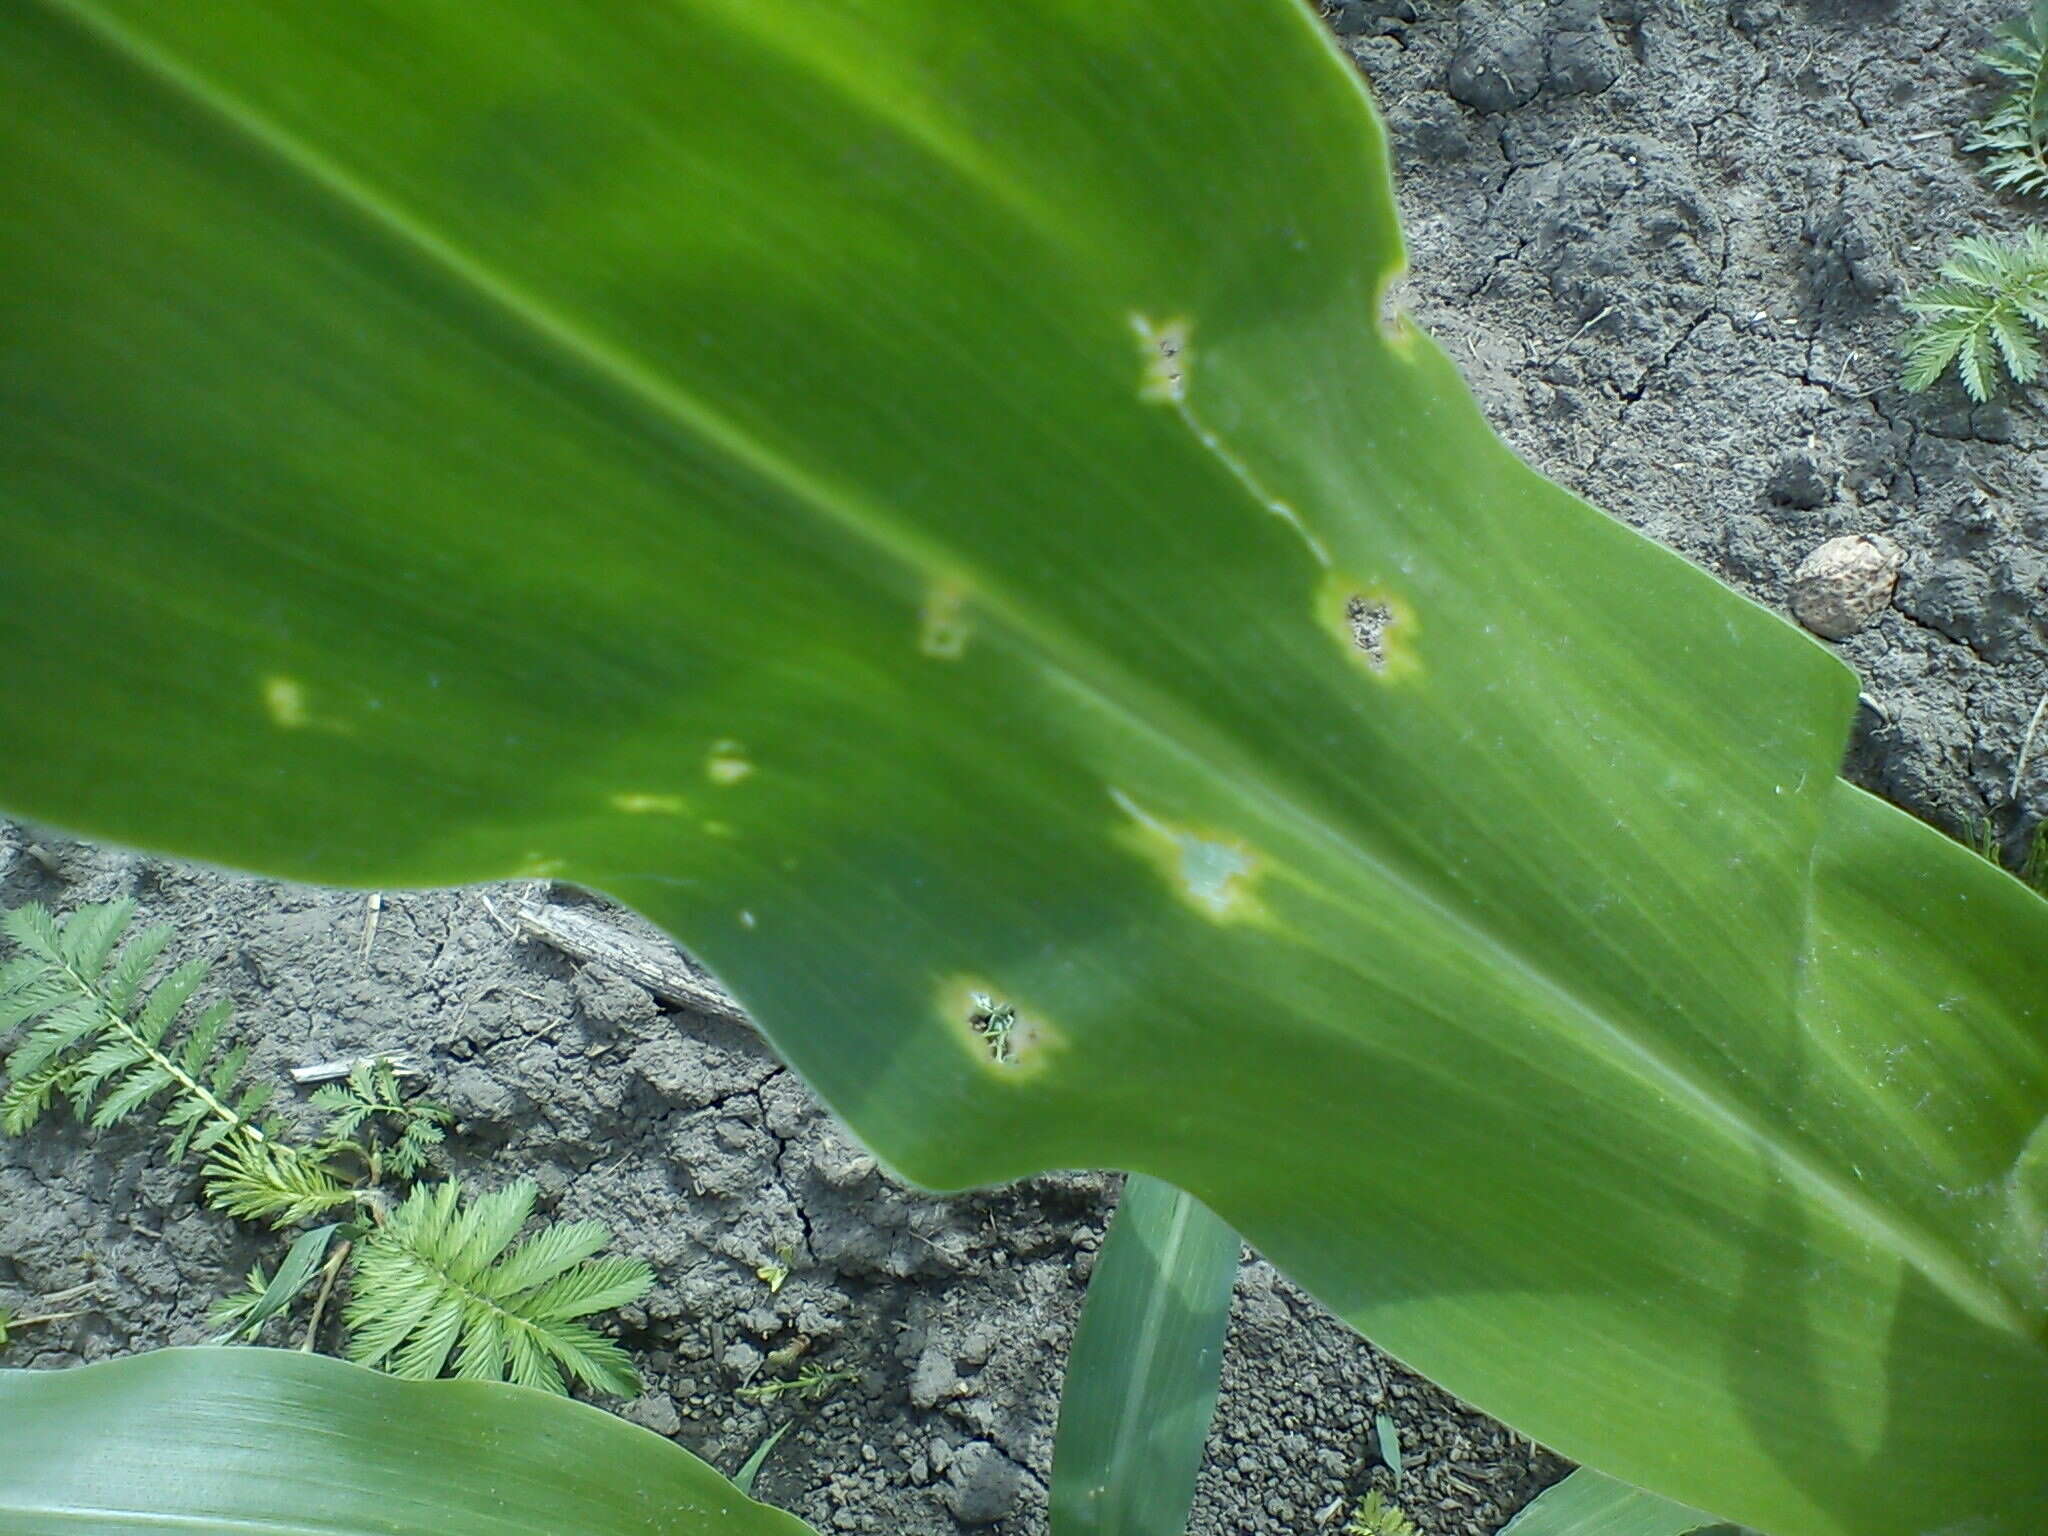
[39,0,2037,1344]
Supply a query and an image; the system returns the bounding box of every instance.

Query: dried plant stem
[302,1240,352,1352]
[2012,691,2048,801]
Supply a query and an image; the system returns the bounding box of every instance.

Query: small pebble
[1790,533,1902,639]
[619,1392,681,1437]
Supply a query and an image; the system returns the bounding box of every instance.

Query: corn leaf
[1499,1469,1724,1536]
[1,5,2045,1533]
[0,1347,816,1534]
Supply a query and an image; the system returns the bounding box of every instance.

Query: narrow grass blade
[735,1419,795,1497]
[210,1221,340,1343]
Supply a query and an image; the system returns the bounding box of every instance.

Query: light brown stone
[1790,533,1903,640]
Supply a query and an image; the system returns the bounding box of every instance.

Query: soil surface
[4,2,2043,1534]
[1342,0,2046,848]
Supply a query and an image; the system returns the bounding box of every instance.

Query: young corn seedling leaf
[0,1349,820,1535]
[343,1177,652,1397]
[1049,1173,1239,1536]
[1967,0,2048,199]
[3,6,2048,1533]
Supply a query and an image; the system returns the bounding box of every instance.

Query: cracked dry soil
[4,2,2045,1534]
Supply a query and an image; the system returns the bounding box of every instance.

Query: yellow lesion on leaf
[920,576,972,659]
[1131,314,1191,404]
[1316,570,1420,681]
[936,975,1062,1075]
[260,674,353,734]
[1108,789,1265,924]
[706,741,755,785]
[610,792,687,815]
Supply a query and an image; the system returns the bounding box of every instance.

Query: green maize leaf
[1,4,2045,1533]
[1499,1469,1724,1536]
[1050,1173,1239,1536]
[0,1347,818,1534]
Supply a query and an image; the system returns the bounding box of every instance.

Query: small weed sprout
[736,1362,859,1404]
[755,1243,795,1293]
[1966,813,2005,864]
[1901,232,2048,401]
[1955,815,2048,897]
[309,1055,451,1182]
[968,991,1018,1063]
[0,900,348,1222]
[1345,1488,1419,1536]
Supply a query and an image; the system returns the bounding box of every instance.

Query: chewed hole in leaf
[1318,573,1419,681]
[940,978,1058,1073]
[967,992,1020,1064]
[1131,314,1190,403]
[1346,595,1395,671]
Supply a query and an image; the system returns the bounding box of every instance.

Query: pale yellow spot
[919,577,972,659]
[1131,314,1191,403]
[1109,788,1264,923]
[738,909,757,930]
[262,675,309,729]
[610,792,686,815]
[702,820,737,839]
[1316,571,1420,681]
[259,674,355,735]
[517,853,566,878]
[706,741,754,786]
[936,975,1063,1075]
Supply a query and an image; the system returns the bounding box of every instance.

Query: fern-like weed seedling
[1968,1,2048,199]
[310,1054,452,1182]
[0,900,349,1223]
[1902,231,2048,400]
[344,1176,653,1396]
[3,900,656,1398]
[735,1362,859,1404]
